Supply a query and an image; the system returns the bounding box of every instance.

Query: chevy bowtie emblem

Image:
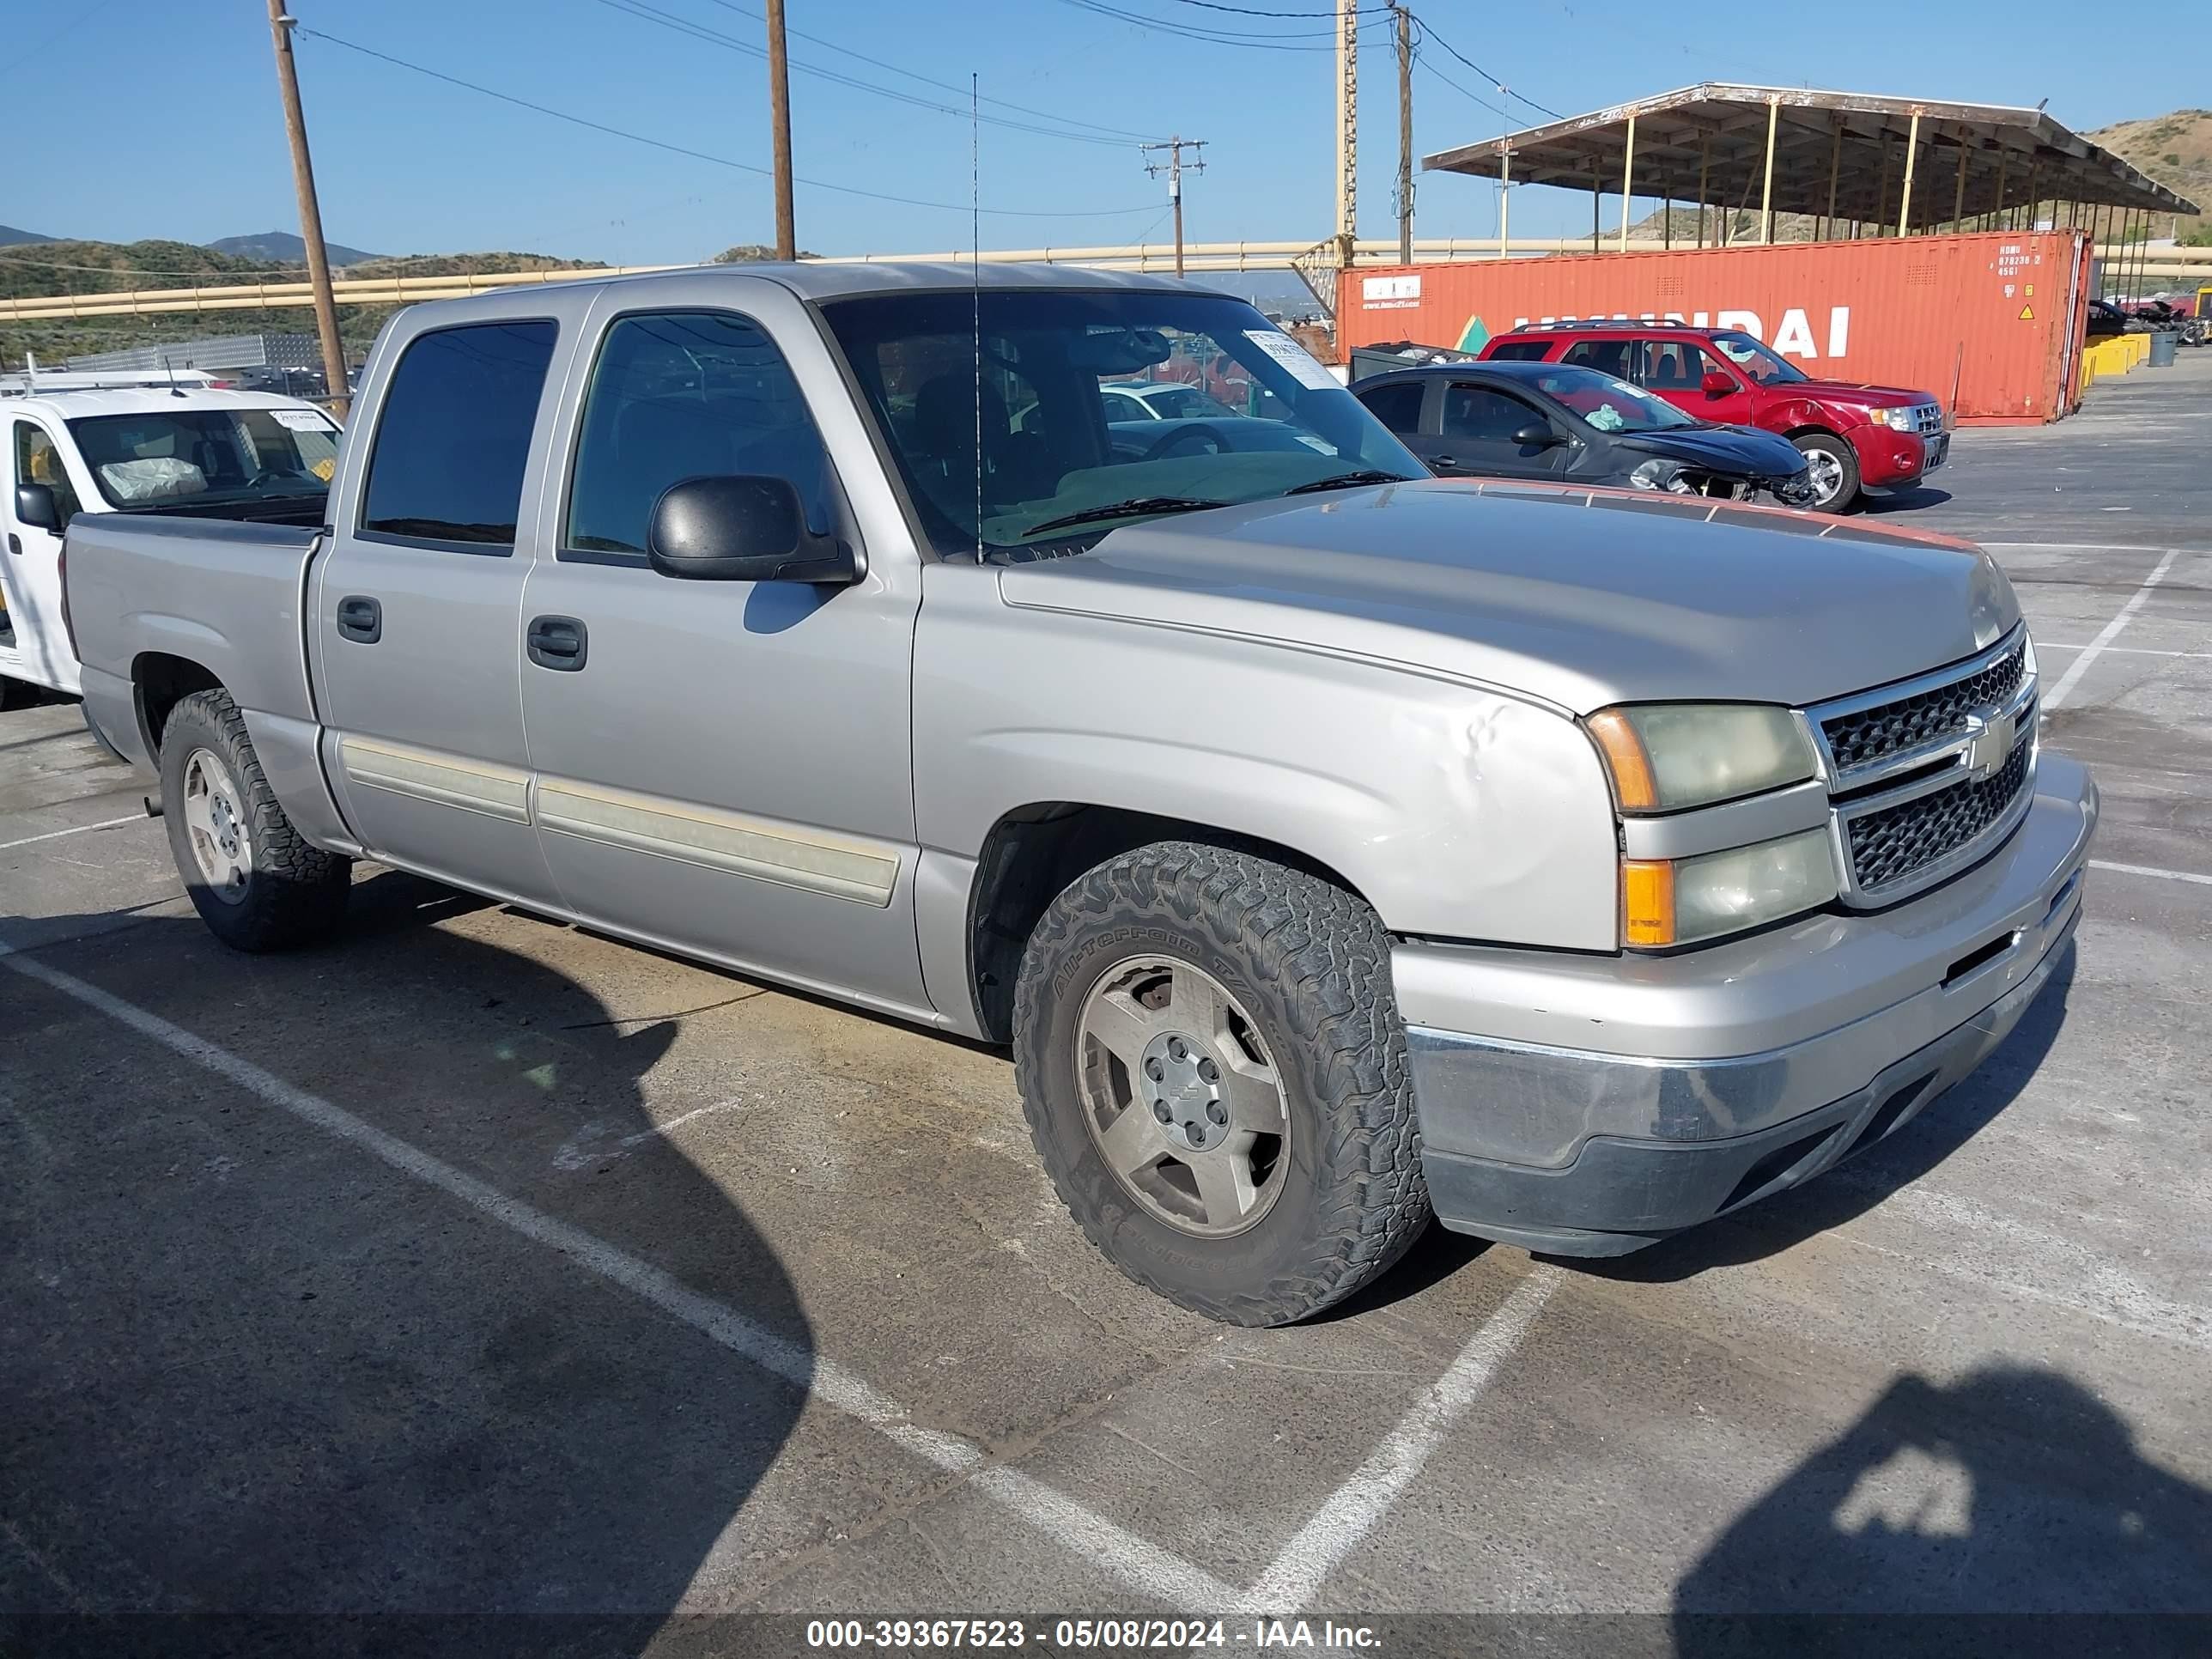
[1962,708,2014,781]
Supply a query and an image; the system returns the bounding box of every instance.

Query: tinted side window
[567,311,835,559]
[1483,340,1551,362]
[361,319,556,548]
[1559,338,1636,379]
[1355,380,1426,434]
[1440,386,1544,442]
[1644,341,1731,390]
[13,421,84,525]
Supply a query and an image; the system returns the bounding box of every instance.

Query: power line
[1161,0,1392,14]
[595,0,1150,149]
[693,0,1161,143]
[1051,0,1393,51]
[1405,12,1563,120]
[1412,49,1512,125]
[293,27,1162,220]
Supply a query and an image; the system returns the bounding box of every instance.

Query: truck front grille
[1820,637,2027,775]
[1808,626,2039,908]
[1844,732,2033,894]
[1911,402,1945,437]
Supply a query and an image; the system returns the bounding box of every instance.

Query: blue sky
[6,0,2198,267]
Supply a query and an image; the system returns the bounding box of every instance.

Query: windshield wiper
[1279,471,1417,495]
[1021,496,1228,537]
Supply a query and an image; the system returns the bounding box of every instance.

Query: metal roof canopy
[1424,84,2199,228]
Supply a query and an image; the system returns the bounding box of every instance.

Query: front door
[516,288,927,1013]
[1427,382,1571,480]
[1641,340,1756,426]
[311,312,573,908]
[3,418,88,694]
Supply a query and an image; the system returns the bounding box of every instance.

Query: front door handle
[1424,453,1458,471]
[336,594,381,644]
[527,615,588,672]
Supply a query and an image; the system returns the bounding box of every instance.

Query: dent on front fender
[915,599,1622,951]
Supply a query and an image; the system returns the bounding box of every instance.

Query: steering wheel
[1141,423,1227,462]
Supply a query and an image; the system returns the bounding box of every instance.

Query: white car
[3,382,340,712]
[1098,380,1243,422]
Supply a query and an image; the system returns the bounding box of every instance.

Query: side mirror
[1510,422,1563,449]
[647,475,858,585]
[1700,369,1735,397]
[14,483,60,532]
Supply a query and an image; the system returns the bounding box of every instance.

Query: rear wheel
[1013,842,1431,1326]
[1793,431,1861,513]
[160,689,350,951]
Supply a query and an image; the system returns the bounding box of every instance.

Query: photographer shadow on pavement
[1562,945,2075,1284]
[1673,1362,2212,1657]
[0,870,813,1656]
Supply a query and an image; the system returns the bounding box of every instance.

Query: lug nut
[1188,1124,1206,1146]
[1152,1103,1172,1123]
[1145,1058,1164,1081]
[1197,1058,1218,1083]
[1206,1103,1228,1127]
[1168,1038,1187,1060]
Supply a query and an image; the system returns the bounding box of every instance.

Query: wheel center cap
[1139,1030,1227,1152]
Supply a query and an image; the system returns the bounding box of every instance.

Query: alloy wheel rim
[181,748,252,905]
[1073,956,1291,1238]
[1805,447,1845,506]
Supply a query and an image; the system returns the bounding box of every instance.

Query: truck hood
[996,479,2019,714]
[1793,380,1931,408]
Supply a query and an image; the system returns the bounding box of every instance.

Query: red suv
[1480,322,1948,513]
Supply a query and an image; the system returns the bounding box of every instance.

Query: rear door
[514,279,929,1013]
[3,417,88,693]
[311,302,581,907]
[1426,380,1571,480]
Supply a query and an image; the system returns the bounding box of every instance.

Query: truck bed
[64,512,326,754]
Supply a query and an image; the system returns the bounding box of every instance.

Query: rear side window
[1355,380,1426,434]
[1483,340,1551,362]
[565,310,835,559]
[1559,338,1636,380]
[360,319,556,549]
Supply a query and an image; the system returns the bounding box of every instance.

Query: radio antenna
[971,70,984,563]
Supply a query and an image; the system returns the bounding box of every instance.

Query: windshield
[67,407,339,510]
[1516,365,1700,433]
[819,289,1422,558]
[1709,331,1808,386]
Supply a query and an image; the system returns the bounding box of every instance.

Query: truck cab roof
[1,387,339,425]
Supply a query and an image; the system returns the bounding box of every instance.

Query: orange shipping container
[1341,231,2094,425]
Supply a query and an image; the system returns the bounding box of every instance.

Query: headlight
[1628,458,1697,494]
[1871,408,1916,431]
[1585,703,1819,812]
[1623,828,1838,947]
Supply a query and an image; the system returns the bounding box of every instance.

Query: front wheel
[160,688,350,951]
[1013,842,1431,1326]
[1793,431,1862,513]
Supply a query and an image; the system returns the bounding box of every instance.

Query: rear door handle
[1424,453,1458,470]
[527,615,587,672]
[337,595,381,644]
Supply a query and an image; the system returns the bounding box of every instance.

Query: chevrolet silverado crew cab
[1481,321,1948,513]
[2,376,339,713]
[63,264,2094,1327]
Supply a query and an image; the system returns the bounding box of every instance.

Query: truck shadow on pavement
[0,871,812,1656]
[1672,1362,2212,1656]
[1569,945,2075,1284]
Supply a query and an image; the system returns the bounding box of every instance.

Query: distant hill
[1,224,58,246]
[207,230,384,266]
[0,238,601,365]
[2085,110,2210,243]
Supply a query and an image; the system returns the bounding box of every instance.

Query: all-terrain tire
[1012,842,1431,1326]
[161,688,350,951]
[1794,430,1863,513]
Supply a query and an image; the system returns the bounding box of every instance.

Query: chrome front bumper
[1398,754,2097,1255]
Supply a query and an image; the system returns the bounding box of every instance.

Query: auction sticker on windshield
[270,408,336,432]
[1244,328,1337,391]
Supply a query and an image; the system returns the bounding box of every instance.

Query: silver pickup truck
[64,264,2096,1326]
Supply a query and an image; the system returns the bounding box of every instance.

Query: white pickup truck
[60,264,2094,1326]
[2,379,339,712]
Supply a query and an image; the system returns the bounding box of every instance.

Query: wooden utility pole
[766,0,795,259]
[1334,0,1358,269]
[1142,138,1206,277]
[264,0,349,417]
[1392,3,1413,264]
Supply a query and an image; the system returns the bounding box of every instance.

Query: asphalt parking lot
[3,355,2208,1656]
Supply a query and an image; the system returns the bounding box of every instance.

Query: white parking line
[0,814,143,854]
[2041,548,2183,711]
[1235,1267,1558,1613]
[2039,642,2212,660]
[0,937,1236,1609]
[2091,859,2212,887]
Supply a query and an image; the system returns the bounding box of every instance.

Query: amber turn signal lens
[1621,859,1677,948]
[1586,708,1659,812]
